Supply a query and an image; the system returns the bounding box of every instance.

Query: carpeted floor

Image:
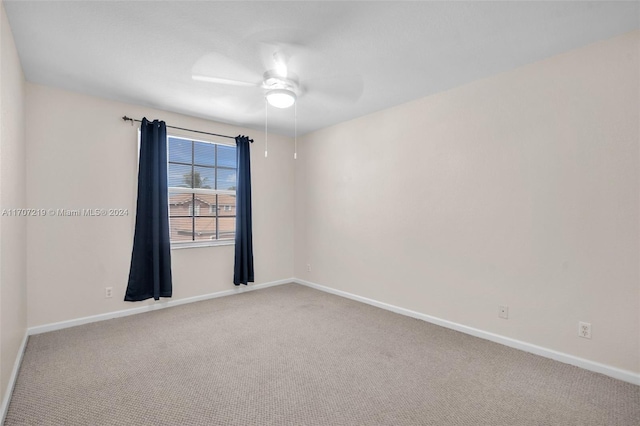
[4,283,639,425]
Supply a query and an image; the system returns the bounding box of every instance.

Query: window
[188,204,201,216]
[167,136,237,247]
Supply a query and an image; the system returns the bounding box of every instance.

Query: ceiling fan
[191,39,363,113]
[193,51,300,109]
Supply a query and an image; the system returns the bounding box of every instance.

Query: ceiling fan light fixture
[266,89,296,108]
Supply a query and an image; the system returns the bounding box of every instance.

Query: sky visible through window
[168,138,237,189]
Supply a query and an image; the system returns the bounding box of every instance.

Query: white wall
[0,0,27,405]
[295,31,640,373]
[26,84,294,327]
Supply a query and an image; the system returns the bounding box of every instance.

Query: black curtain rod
[122,116,253,143]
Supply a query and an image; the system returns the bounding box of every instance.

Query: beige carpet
[4,283,639,425]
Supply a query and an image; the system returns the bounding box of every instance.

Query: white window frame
[167,135,236,250]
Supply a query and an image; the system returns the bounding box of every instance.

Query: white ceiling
[4,1,638,137]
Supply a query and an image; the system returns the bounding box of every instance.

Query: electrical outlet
[307,263,311,272]
[105,287,113,298]
[578,322,591,339]
[498,305,509,319]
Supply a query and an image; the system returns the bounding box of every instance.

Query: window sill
[171,240,235,250]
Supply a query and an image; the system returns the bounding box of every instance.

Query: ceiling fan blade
[192,75,258,87]
[191,51,262,87]
[236,28,364,91]
[234,28,322,73]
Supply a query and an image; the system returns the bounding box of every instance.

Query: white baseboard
[28,278,293,335]
[294,278,640,386]
[0,332,28,424]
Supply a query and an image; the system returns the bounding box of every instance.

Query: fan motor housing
[263,70,300,95]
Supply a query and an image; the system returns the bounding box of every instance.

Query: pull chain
[264,98,268,158]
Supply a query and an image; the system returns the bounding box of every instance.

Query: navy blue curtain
[233,136,254,285]
[125,118,172,301]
